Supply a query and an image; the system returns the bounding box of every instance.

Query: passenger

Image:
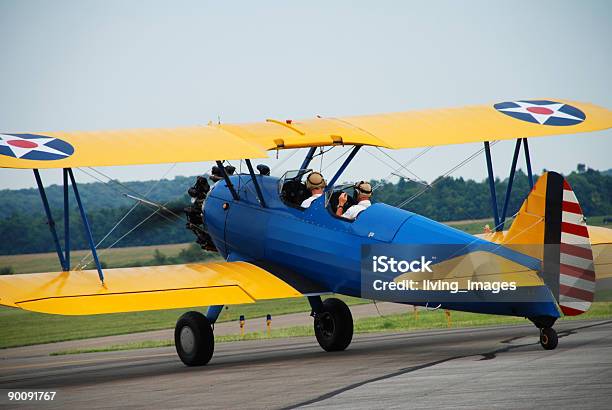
[300,171,326,208]
[337,181,372,220]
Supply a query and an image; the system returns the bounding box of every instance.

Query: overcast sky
[0,0,610,190]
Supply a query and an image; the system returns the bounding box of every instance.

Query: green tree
[0,266,14,275]
[153,249,167,264]
[1,165,609,255]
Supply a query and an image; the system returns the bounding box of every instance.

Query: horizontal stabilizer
[479,225,611,286]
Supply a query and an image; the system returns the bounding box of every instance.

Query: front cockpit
[278,169,311,208]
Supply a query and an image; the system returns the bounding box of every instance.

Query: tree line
[0,165,609,255]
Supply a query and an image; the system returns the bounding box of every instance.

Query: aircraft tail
[503,171,595,316]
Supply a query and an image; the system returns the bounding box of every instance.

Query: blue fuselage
[204,174,559,318]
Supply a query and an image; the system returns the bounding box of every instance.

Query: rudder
[503,171,595,316]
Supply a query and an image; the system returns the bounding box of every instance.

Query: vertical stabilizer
[503,172,595,315]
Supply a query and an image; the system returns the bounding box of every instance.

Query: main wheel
[314,298,353,352]
[540,327,558,350]
[175,311,214,366]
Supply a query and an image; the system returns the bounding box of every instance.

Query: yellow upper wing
[335,99,612,149]
[0,262,301,315]
[225,99,612,150]
[0,127,268,169]
[2,99,611,169]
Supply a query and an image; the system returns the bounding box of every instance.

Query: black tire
[540,327,558,350]
[314,298,353,352]
[175,311,214,366]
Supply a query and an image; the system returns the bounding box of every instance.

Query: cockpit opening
[279,169,312,208]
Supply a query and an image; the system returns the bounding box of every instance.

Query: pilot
[300,171,326,208]
[337,181,372,220]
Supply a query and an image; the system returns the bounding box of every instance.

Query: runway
[1,320,611,409]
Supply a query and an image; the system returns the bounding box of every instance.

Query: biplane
[1,99,611,366]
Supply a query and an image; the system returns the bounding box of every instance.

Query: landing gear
[529,316,558,351]
[175,311,214,366]
[539,327,558,350]
[313,298,354,352]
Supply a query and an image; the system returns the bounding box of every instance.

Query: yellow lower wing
[0,262,301,315]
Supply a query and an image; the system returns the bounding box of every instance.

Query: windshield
[278,169,313,207]
[277,169,312,194]
[324,183,353,206]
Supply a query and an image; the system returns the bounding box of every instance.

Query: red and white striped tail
[559,180,595,316]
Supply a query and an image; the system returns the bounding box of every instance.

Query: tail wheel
[175,311,214,366]
[540,327,558,350]
[314,298,353,352]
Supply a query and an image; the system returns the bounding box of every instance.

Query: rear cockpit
[279,169,366,220]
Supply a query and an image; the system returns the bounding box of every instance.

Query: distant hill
[0,165,610,255]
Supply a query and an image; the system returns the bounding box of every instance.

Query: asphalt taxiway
[1,319,611,409]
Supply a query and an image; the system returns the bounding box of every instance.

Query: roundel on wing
[0,133,75,160]
[494,100,586,126]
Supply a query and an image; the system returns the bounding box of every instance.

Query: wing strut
[33,168,105,283]
[523,138,534,188]
[499,139,523,231]
[245,159,266,207]
[326,145,361,191]
[216,160,239,200]
[34,169,68,271]
[299,147,317,171]
[67,168,104,283]
[484,141,501,230]
[483,138,535,232]
[63,169,70,268]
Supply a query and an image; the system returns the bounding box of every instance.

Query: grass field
[446,215,608,234]
[0,242,205,274]
[50,302,612,356]
[0,295,369,349]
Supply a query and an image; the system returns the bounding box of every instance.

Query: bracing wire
[81,168,183,220]
[372,146,433,191]
[271,149,300,173]
[74,164,193,270]
[395,141,500,209]
[362,148,428,188]
[84,167,185,221]
[319,147,324,171]
[76,198,178,270]
[78,164,179,247]
[374,147,427,183]
[76,195,186,270]
[322,147,353,172]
